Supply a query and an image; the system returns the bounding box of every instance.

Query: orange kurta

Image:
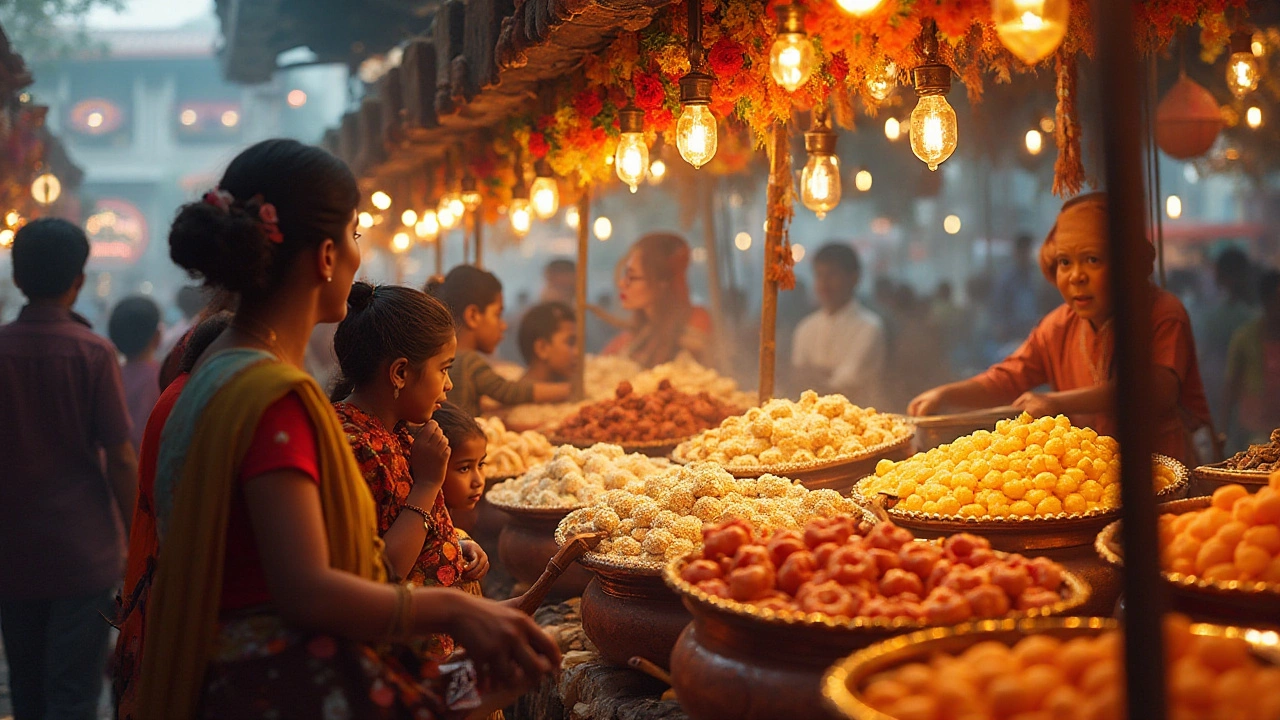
[974,288,1211,464]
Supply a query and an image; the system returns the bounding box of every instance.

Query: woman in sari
[908,193,1212,465]
[122,139,558,720]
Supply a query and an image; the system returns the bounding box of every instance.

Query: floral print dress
[335,403,467,659]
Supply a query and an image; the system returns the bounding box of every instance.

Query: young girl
[517,301,578,383]
[430,402,492,596]
[124,140,555,720]
[909,193,1212,464]
[428,265,570,416]
[330,282,491,660]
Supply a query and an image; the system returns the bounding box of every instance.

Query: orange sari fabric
[974,288,1211,463]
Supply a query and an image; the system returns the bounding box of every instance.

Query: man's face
[814,262,856,312]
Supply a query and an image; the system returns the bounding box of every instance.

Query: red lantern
[1156,76,1223,160]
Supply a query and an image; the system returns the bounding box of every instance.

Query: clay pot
[1156,75,1224,160]
[579,565,691,669]
[496,506,591,599]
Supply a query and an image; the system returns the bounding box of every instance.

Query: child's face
[469,296,508,354]
[399,335,457,424]
[536,319,578,379]
[442,435,487,511]
[814,262,856,313]
[1052,232,1112,324]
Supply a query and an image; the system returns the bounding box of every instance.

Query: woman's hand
[908,387,947,417]
[460,540,490,582]
[409,420,451,489]
[1013,391,1058,418]
[445,593,561,690]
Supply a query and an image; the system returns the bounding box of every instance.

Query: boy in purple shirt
[0,218,138,720]
[108,296,162,451]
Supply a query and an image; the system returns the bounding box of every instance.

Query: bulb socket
[804,127,837,156]
[912,62,952,96]
[618,105,645,134]
[680,70,715,105]
[534,158,553,179]
[775,4,806,34]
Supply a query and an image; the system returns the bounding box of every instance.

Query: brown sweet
[554,379,738,444]
[679,515,1068,623]
[859,615,1280,720]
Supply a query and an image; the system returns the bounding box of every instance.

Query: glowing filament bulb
[993,0,1068,65]
[437,197,459,230]
[391,232,412,253]
[415,210,439,240]
[854,170,873,192]
[401,209,418,227]
[529,176,559,219]
[677,104,718,169]
[1025,129,1043,155]
[357,212,375,229]
[885,117,902,141]
[836,0,884,16]
[565,206,580,230]
[614,133,649,192]
[770,33,814,92]
[648,159,667,184]
[509,198,532,237]
[371,191,392,210]
[910,95,958,171]
[1227,52,1260,98]
[801,154,841,219]
[1247,106,1263,129]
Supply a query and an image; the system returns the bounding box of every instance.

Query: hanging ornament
[614,105,649,192]
[529,160,559,219]
[1155,75,1223,160]
[866,60,897,102]
[1226,32,1261,99]
[770,5,814,92]
[910,21,958,171]
[677,0,717,168]
[992,0,1069,65]
[800,103,841,219]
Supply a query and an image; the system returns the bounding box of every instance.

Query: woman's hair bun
[347,281,376,312]
[169,201,273,295]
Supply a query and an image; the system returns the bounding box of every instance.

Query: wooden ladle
[512,530,607,615]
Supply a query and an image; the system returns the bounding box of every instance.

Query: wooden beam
[573,185,592,400]
[401,38,439,136]
[758,122,789,402]
[434,0,467,118]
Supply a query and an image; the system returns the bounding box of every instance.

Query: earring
[326,276,333,283]
[394,386,401,400]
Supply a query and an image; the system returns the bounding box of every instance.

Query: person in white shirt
[791,243,888,408]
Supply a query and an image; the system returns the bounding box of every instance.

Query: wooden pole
[573,185,592,400]
[701,179,726,372]
[758,122,789,402]
[463,223,472,266]
[434,234,443,278]
[1096,0,1167,717]
[474,212,484,269]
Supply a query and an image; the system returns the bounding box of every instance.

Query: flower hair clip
[244,194,284,245]
[202,188,234,213]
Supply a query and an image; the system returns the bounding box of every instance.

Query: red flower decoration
[202,188,233,212]
[645,106,675,132]
[536,114,555,131]
[634,72,666,110]
[573,89,604,119]
[258,202,278,225]
[708,38,745,78]
[827,52,850,84]
[528,131,549,159]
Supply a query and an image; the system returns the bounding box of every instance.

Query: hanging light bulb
[358,211,375,229]
[460,175,482,213]
[565,206,580,230]
[770,5,814,92]
[391,232,412,253]
[884,117,902,141]
[1227,33,1261,99]
[992,0,1069,65]
[529,160,559,219]
[401,209,418,227]
[800,104,841,220]
[371,191,392,210]
[1247,106,1263,129]
[415,210,440,240]
[854,170,873,192]
[1025,129,1044,155]
[614,105,649,192]
[446,193,465,219]
[836,0,884,16]
[648,159,667,185]
[676,0,717,168]
[509,199,532,237]
[1252,31,1267,58]
[437,196,460,230]
[910,22,959,171]
[866,61,897,102]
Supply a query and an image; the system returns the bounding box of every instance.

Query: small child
[428,265,570,416]
[431,402,491,598]
[108,295,163,450]
[518,301,578,383]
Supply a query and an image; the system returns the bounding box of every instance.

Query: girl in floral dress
[331,282,491,660]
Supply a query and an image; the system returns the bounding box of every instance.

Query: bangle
[386,583,414,640]
[403,503,434,533]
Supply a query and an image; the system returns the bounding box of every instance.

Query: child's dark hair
[12,218,90,300]
[813,243,861,276]
[518,301,574,365]
[108,296,162,358]
[169,138,359,301]
[426,265,503,325]
[432,402,485,448]
[331,282,455,401]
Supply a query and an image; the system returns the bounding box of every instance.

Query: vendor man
[908,193,1211,465]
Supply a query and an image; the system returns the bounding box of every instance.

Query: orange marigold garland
[1052,53,1085,197]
